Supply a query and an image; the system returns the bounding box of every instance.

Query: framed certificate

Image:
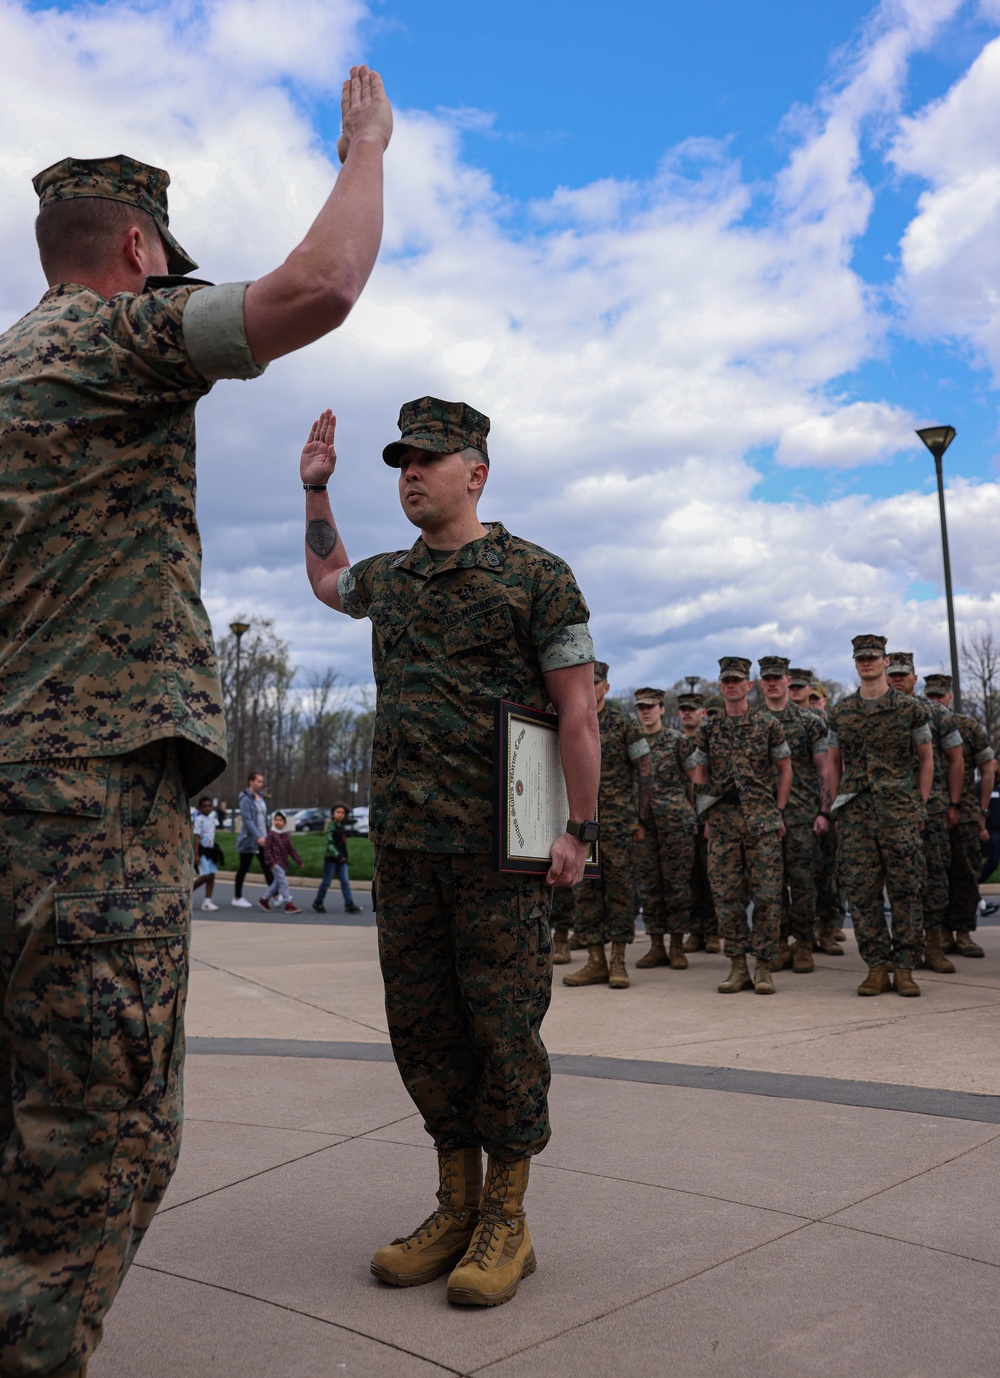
[492,699,600,877]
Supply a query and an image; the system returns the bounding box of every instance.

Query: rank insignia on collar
[485,551,501,568]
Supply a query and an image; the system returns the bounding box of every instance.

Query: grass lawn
[215,830,374,881]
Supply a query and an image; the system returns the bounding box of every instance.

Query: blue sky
[4,0,1000,687]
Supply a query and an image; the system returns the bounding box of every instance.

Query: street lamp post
[915,426,961,712]
[229,621,251,792]
[685,676,700,695]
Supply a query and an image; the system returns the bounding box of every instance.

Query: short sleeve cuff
[337,566,366,619]
[689,748,709,767]
[976,747,996,766]
[826,730,839,749]
[538,623,595,673]
[941,729,963,751]
[912,724,933,745]
[182,282,267,382]
[771,742,792,761]
[628,738,651,761]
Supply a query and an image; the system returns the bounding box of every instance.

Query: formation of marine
[555,639,997,998]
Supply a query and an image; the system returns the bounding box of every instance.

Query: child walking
[261,812,304,914]
[313,803,363,913]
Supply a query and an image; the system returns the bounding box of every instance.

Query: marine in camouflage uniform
[758,657,832,975]
[306,397,599,1305]
[689,657,792,995]
[677,692,720,953]
[632,688,698,971]
[565,665,653,991]
[925,675,998,957]
[885,653,965,974]
[805,674,844,947]
[827,636,933,996]
[0,158,270,1377]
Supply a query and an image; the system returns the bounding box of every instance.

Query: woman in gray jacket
[232,770,274,906]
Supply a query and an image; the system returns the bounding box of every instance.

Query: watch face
[580,821,600,843]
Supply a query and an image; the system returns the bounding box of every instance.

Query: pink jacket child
[260,814,304,912]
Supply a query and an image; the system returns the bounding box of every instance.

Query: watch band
[303,483,328,492]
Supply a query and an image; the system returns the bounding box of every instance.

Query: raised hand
[301,410,338,487]
[338,65,393,164]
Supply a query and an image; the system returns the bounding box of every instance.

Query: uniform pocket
[515,882,552,1005]
[48,887,188,1109]
[0,760,109,817]
[443,599,516,657]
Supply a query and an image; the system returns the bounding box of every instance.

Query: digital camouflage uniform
[338,518,593,1162]
[574,701,650,946]
[805,696,841,932]
[636,728,697,939]
[0,157,264,1374]
[828,688,932,970]
[946,712,996,935]
[691,705,790,963]
[760,699,828,946]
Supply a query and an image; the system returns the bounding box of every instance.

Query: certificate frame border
[492,698,600,877]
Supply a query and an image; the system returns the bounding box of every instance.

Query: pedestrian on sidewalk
[301,398,599,1308]
[192,796,222,910]
[260,813,304,914]
[233,771,274,906]
[313,803,362,913]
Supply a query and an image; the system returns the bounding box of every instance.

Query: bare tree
[961,623,1000,747]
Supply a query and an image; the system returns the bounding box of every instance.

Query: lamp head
[915,425,956,460]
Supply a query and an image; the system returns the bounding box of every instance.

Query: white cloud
[1,0,997,699]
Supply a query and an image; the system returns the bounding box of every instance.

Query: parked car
[346,806,369,837]
[294,808,329,833]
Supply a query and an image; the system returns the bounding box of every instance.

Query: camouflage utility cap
[33,154,197,275]
[810,681,828,698]
[678,692,704,709]
[634,686,664,705]
[788,667,813,688]
[758,655,790,677]
[886,651,915,674]
[383,396,490,467]
[718,656,751,680]
[705,695,725,716]
[593,661,610,683]
[924,673,953,692]
[852,634,887,659]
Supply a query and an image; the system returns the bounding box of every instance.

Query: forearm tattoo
[306,519,338,559]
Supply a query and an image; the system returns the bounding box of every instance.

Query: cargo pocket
[48,887,188,1110]
[515,882,552,1006]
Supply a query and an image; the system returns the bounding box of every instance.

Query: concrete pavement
[88,883,1000,1377]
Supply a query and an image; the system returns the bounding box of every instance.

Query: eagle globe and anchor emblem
[515,780,524,796]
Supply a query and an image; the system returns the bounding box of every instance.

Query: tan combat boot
[551,928,571,965]
[955,931,985,958]
[371,1147,482,1286]
[447,1158,535,1306]
[718,954,754,993]
[608,941,630,988]
[570,932,588,950]
[833,925,847,942]
[704,933,722,953]
[753,960,775,994]
[682,931,705,953]
[668,933,688,969]
[816,921,844,956]
[562,943,609,986]
[857,964,892,996]
[893,967,921,997]
[791,939,814,974]
[772,937,792,971]
[635,935,669,968]
[923,928,955,974]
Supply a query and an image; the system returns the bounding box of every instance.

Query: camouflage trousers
[705,805,783,963]
[636,817,694,938]
[548,882,577,933]
[374,846,552,1163]
[779,821,819,943]
[946,821,982,932]
[689,827,718,937]
[815,824,840,928]
[921,816,952,931]
[0,743,190,1378]
[574,829,636,945]
[835,794,925,970]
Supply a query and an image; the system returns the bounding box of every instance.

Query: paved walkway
[89,881,1000,1377]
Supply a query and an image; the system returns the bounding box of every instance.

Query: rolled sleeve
[689,747,709,768]
[941,729,963,751]
[182,282,267,382]
[977,746,997,767]
[539,623,594,673]
[771,742,792,761]
[627,738,651,761]
[337,567,366,619]
[912,724,933,746]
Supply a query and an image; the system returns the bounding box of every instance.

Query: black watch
[566,819,600,844]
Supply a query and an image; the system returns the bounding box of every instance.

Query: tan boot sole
[635,950,669,968]
[447,1247,537,1306]
[552,951,571,965]
[609,973,630,989]
[371,1247,468,1287]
